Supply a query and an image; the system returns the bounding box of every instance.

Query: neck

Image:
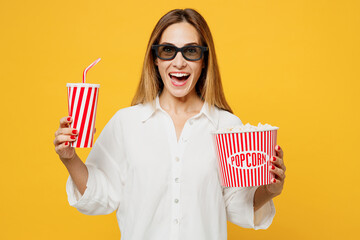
[159,89,203,115]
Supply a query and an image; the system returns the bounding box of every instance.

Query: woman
[54,8,286,240]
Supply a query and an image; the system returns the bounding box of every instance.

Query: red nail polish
[70,135,76,139]
[273,179,276,183]
[72,130,77,134]
[271,165,275,170]
[272,156,276,161]
[67,117,71,121]
[65,142,68,146]
[276,145,281,150]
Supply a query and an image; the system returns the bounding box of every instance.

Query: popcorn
[215,123,278,133]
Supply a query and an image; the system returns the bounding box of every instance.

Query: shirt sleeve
[66,111,126,215]
[222,186,276,229]
[218,111,276,229]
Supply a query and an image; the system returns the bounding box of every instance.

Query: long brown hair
[131,8,232,113]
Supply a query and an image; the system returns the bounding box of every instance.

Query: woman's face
[155,22,205,99]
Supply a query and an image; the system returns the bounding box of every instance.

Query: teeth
[170,73,190,77]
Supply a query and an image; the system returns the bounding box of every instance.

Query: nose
[172,51,187,68]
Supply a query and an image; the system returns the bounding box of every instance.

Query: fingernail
[271,165,275,170]
[276,145,281,150]
[72,130,78,134]
[67,117,71,121]
[65,142,68,146]
[272,156,276,161]
[70,135,76,139]
[273,179,276,183]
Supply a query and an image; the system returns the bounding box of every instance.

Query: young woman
[54,8,286,240]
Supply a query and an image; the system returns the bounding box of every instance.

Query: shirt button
[175,177,179,183]
[174,199,179,203]
[175,157,180,162]
[174,219,179,224]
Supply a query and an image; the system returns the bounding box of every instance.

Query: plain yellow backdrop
[0,0,359,239]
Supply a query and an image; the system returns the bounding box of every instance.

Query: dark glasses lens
[152,45,208,61]
[158,45,177,59]
[183,46,202,59]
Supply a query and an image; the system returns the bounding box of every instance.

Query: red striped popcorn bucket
[213,129,278,187]
[66,83,100,148]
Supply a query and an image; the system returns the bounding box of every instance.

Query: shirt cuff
[226,185,276,230]
[252,186,276,230]
[66,164,94,208]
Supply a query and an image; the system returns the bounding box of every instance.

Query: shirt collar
[141,95,219,128]
[200,101,219,129]
[140,95,162,123]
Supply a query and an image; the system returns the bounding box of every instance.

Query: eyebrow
[159,42,199,46]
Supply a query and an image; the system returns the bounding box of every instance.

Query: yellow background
[1,0,359,239]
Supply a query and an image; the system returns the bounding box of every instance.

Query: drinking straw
[83,58,101,83]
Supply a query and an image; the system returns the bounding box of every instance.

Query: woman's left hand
[265,145,286,197]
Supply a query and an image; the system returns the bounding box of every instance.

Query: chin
[166,81,194,98]
[167,89,191,98]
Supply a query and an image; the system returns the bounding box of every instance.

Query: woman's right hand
[54,116,78,161]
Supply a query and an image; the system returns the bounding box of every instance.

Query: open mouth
[169,73,190,86]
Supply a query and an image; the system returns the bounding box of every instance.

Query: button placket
[170,119,193,235]
[161,111,182,239]
[172,154,181,227]
[170,155,181,240]
[168,114,198,239]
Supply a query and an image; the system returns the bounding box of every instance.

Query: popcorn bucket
[213,129,278,187]
[67,83,100,148]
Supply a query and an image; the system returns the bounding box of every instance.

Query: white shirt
[66,96,276,240]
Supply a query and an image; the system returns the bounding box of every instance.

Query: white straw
[83,58,101,83]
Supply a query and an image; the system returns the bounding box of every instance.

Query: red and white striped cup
[66,83,100,148]
[213,129,278,187]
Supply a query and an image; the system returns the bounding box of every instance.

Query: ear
[154,59,158,66]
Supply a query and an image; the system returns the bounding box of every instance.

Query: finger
[275,145,283,159]
[270,178,283,184]
[60,116,73,128]
[55,141,70,152]
[271,156,286,172]
[53,134,78,146]
[269,165,286,181]
[55,128,79,137]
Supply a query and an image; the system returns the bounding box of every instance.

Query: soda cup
[66,83,100,148]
